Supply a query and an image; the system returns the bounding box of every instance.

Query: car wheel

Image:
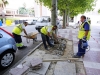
[0,51,15,69]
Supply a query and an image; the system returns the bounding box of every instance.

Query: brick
[9,65,29,75]
[30,58,42,67]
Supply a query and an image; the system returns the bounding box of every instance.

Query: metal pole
[51,0,57,34]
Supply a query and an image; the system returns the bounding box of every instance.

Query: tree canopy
[35,0,96,16]
[98,9,100,14]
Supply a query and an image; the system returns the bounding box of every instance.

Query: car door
[0,30,8,48]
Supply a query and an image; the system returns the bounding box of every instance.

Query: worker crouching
[73,15,91,58]
[40,25,58,50]
[12,21,28,50]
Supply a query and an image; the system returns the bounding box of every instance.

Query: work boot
[73,55,81,58]
[45,47,50,50]
[50,45,54,48]
[18,46,27,50]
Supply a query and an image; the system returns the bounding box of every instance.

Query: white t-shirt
[21,24,25,29]
[47,26,52,32]
[47,26,55,35]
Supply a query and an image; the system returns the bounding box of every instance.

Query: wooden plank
[43,58,79,62]
[54,61,76,75]
[33,62,51,75]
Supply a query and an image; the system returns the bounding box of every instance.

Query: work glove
[82,36,87,41]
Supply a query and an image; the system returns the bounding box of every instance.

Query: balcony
[0,8,32,17]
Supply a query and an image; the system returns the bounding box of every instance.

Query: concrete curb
[3,42,43,75]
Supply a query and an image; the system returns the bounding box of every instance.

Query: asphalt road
[0,25,41,75]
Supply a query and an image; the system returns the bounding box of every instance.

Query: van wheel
[0,51,15,70]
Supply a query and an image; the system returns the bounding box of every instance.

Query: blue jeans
[77,39,86,56]
[41,33,52,49]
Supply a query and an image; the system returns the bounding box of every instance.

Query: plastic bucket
[0,21,2,26]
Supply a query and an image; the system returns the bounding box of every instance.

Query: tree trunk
[66,15,69,26]
[51,0,57,33]
[63,10,66,28]
[66,10,70,26]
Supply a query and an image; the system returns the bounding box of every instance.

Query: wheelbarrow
[22,32,38,44]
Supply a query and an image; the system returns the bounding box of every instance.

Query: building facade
[33,1,51,17]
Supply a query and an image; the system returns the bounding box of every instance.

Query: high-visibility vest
[12,24,23,35]
[78,22,90,40]
[41,25,53,35]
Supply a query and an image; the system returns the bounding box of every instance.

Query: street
[0,25,41,75]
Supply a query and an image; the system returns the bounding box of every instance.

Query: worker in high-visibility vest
[40,25,58,50]
[88,18,91,24]
[73,15,90,58]
[12,21,28,50]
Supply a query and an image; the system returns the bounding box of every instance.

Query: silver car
[0,28,17,69]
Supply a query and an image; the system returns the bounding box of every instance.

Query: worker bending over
[73,15,90,58]
[12,21,28,50]
[40,25,58,50]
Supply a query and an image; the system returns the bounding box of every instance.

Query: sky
[7,0,35,9]
[7,0,100,10]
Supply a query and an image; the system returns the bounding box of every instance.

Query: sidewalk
[72,25,100,75]
[3,24,100,75]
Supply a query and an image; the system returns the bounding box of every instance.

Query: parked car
[26,18,38,25]
[35,16,61,32]
[0,28,17,69]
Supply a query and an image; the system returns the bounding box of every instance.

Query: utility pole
[51,0,57,33]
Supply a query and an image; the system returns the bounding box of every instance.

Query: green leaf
[35,0,96,16]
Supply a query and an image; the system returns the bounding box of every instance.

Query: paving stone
[68,30,73,41]
[26,72,40,75]
[33,62,51,75]
[76,73,85,75]
[30,58,42,67]
[54,61,76,75]
[73,46,78,54]
[85,67,100,75]
[89,48,100,51]
[9,65,29,75]
[83,61,100,69]
[84,51,100,63]
[67,41,73,45]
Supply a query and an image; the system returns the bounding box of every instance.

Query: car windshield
[37,17,43,22]
[37,17,49,22]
